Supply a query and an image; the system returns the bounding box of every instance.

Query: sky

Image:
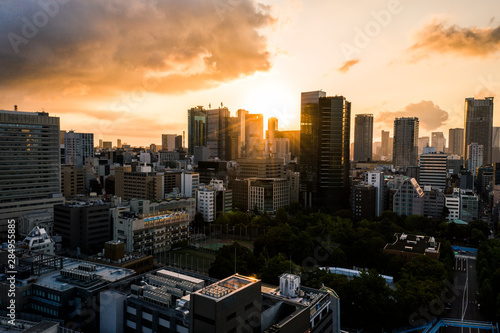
[1,0,500,146]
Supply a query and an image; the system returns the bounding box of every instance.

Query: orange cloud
[0,0,275,97]
[408,20,500,61]
[338,59,360,73]
[378,100,448,131]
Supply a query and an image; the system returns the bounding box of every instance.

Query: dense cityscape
[2,0,500,332]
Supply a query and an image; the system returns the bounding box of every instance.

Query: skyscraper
[300,91,350,211]
[268,116,278,154]
[206,107,231,160]
[187,106,207,155]
[448,128,464,156]
[418,136,430,155]
[467,143,483,175]
[353,114,373,161]
[245,112,264,158]
[419,147,448,190]
[393,117,419,168]
[464,97,494,164]
[492,126,500,163]
[64,131,94,169]
[162,134,177,151]
[0,110,63,239]
[431,132,446,153]
[381,130,391,159]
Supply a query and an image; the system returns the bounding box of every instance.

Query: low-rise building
[113,210,190,253]
[383,233,440,262]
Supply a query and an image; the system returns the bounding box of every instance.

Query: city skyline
[1,0,500,146]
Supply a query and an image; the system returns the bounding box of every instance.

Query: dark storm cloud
[408,20,500,61]
[379,100,448,131]
[0,0,275,96]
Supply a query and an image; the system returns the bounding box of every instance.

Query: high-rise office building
[418,137,430,155]
[353,114,373,161]
[381,130,392,159]
[300,91,351,210]
[0,110,63,239]
[64,131,94,169]
[206,107,231,160]
[419,147,448,190]
[467,142,483,175]
[162,134,177,151]
[393,178,424,216]
[448,128,464,156]
[117,139,122,148]
[365,170,385,217]
[393,117,419,168]
[187,106,207,155]
[431,132,446,153]
[245,113,264,158]
[175,135,183,149]
[493,126,500,163]
[275,130,300,159]
[464,97,494,164]
[268,117,278,154]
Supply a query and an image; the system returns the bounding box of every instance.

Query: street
[441,252,486,332]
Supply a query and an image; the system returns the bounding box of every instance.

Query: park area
[154,237,254,275]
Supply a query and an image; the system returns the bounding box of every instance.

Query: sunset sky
[1,0,500,146]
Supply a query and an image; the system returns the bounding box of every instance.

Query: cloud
[378,100,448,131]
[407,20,500,61]
[0,0,275,97]
[338,59,359,73]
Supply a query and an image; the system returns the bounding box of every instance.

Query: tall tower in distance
[393,117,419,168]
[464,97,493,164]
[353,114,373,162]
[64,131,94,169]
[187,106,207,155]
[431,132,446,153]
[448,128,464,156]
[381,130,392,159]
[268,117,278,154]
[300,91,351,211]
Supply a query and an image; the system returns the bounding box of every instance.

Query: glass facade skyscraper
[187,106,207,155]
[353,114,373,161]
[300,91,351,211]
[393,117,419,168]
[464,97,494,165]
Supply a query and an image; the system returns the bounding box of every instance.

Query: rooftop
[384,233,440,255]
[35,257,135,292]
[196,274,258,300]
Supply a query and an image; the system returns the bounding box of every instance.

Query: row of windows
[31,303,58,317]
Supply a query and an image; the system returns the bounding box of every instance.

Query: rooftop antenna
[234,246,237,274]
[14,105,18,111]
[289,256,292,274]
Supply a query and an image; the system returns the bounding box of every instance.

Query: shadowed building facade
[464,97,493,165]
[353,114,373,162]
[300,91,351,211]
[393,117,419,168]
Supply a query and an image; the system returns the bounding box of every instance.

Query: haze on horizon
[1,0,500,146]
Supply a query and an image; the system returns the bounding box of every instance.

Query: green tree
[261,253,299,285]
[209,242,259,279]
